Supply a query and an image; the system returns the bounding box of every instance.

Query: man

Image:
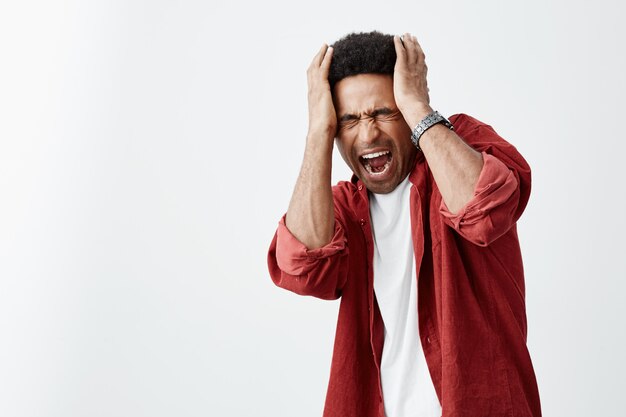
[267,31,541,417]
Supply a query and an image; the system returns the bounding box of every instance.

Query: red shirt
[267,114,542,417]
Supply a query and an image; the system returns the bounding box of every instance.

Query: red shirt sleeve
[267,214,349,300]
[439,152,521,246]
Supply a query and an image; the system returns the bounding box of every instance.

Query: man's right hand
[306,44,336,139]
[284,44,337,249]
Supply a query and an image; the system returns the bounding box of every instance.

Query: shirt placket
[355,181,386,416]
[409,165,443,403]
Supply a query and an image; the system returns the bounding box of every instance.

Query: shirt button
[426,336,431,344]
[358,184,363,191]
[360,219,366,226]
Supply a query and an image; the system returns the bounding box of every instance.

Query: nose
[356,118,381,145]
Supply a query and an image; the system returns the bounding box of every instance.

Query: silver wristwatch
[410,111,454,151]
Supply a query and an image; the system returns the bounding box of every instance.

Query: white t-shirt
[369,175,442,417]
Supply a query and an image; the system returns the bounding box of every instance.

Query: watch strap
[410,111,454,151]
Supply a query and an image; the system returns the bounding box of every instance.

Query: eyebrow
[368,107,395,117]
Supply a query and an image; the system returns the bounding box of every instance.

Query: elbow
[273,271,344,300]
[266,221,349,300]
[444,199,519,247]
[268,254,348,300]
[441,188,477,216]
[454,216,509,247]
[440,161,523,246]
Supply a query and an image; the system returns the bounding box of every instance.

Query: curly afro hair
[328,31,396,89]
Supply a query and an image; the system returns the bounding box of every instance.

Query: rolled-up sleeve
[439,152,520,247]
[267,214,349,300]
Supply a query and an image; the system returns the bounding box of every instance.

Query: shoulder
[449,113,521,152]
[449,113,488,128]
[449,113,498,140]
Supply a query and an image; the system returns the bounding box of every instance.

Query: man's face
[333,73,418,194]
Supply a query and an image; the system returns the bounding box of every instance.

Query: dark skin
[286,33,483,249]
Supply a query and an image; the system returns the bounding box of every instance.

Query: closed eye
[367,108,402,122]
[338,114,360,130]
[337,108,402,131]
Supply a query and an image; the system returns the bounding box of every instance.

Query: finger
[311,43,329,68]
[320,46,333,78]
[412,35,425,55]
[403,33,418,64]
[412,35,426,63]
[393,35,406,66]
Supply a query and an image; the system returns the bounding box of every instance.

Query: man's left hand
[393,33,433,126]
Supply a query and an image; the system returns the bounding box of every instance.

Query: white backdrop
[1,1,625,416]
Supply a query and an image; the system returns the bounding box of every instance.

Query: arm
[393,33,483,214]
[285,44,336,249]
[393,34,531,246]
[437,114,531,246]
[267,45,350,300]
[268,210,349,300]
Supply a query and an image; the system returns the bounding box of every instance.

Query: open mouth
[359,150,392,176]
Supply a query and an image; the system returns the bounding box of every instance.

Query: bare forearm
[392,35,483,214]
[405,105,483,213]
[285,132,335,249]
[285,44,337,249]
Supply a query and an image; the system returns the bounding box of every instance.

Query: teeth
[364,158,391,175]
[362,150,390,159]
